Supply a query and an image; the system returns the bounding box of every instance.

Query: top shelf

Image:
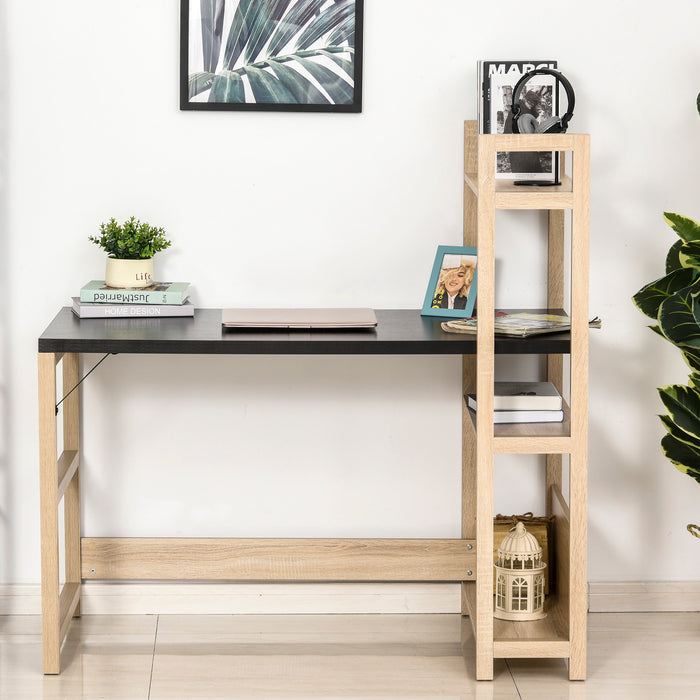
[464,173,574,209]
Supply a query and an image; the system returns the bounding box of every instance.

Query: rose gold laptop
[221,308,377,329]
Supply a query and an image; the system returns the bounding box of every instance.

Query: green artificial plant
[89,217,171,260]
[632,92,700,538]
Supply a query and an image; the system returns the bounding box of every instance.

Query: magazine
[477,60,558,182]
[441,312,601,338]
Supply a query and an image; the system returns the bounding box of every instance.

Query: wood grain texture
[81,538,476,581]
[38,352,61,674]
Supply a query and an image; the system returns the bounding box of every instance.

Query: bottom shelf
[462,582,570,659]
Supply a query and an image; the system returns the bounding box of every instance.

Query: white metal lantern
[494,521,547,621]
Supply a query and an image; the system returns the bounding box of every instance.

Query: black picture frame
[180,0,364,113]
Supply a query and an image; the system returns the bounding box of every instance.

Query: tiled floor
[0,612,698,699]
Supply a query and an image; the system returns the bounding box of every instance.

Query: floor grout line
[147,614,159,700]
[505,659,523,699]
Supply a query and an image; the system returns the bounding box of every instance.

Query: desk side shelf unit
[461,121,589,680]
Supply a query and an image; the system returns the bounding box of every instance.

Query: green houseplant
[632,93,700,538]
[89,217,171,288]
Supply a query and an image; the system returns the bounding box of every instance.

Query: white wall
[2,0,700,589]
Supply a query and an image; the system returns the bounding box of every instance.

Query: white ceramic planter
[105,257,154,288]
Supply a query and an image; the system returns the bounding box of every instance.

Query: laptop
[222,308,378,329]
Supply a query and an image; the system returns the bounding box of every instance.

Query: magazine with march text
[477,60,559,182]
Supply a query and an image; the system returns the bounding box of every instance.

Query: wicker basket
[493,513,555,595]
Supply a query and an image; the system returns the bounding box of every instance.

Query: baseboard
[3,582,700,615]
[588,581,700,612]
[0,583,460,615]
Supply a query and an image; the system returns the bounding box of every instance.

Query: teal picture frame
[421,245,478,318]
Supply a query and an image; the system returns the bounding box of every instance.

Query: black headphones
[511,68,575,134]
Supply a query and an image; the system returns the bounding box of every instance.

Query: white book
[467,381,563,411]
[469,407,564,424]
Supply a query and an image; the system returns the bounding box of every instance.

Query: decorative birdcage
[494,521,547,621]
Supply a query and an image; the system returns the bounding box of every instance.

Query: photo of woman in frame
[421,246,478,319]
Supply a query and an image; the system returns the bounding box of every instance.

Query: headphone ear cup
[516,113,539,134]
[535,116,562,134]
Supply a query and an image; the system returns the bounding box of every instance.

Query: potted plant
[89,217,171,288]
[632,92,700,539]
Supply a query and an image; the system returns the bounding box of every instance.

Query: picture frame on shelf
[180,0,364,113]
[421,245,478,318]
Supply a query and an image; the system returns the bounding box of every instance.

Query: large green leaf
[658,281,700,347]
[679,240,700,270]
[209,71,245,102]
[633,267,697,319]
[292,55,353,104]
[295,0,353,50]
[189,71,216,99]
[658,384,700,441]
[659,413,700,450]
[683,349,700,373]
[661,433,700,485]
[666,239,684,273]
[664,212,700,242]
[266,59,330,104]
[244,66,297,103]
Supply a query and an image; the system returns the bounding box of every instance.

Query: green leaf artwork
[183,0,361,110]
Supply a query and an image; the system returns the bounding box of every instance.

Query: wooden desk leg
[38,352,61,674]
[63,353,82,619]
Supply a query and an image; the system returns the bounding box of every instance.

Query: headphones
[511,68,575,134]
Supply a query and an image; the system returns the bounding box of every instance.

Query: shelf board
[462,583,570,659]
[494,594,570,659]
[466,401,573,454]
[464,173,574,209]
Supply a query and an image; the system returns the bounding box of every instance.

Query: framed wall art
[421,245,478,318]
[180,0,364,112]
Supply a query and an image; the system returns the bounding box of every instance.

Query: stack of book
[71,281,194,318]
[467,381,563,424]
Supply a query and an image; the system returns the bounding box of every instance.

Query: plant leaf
[318,47,354,77]
[244,65,297,103]
[660,413,700,450]
[684,350,700,373]
[664,212,700,242]
[200,0,227,72]
[658,384,700,441]
[679,240,700,270]
[266,0,320,57]
[295,0,353,51]
[292,55,353,104]
[666,239,684,273]
[661,433,700,485]
[327,15,356,47]
[266,59,330,104]
[632,267,697,319]
[224,0,259,70]
[659,282,700,347]
[209,71,245,102]
[243,0,295,64]
[189,71,216,99]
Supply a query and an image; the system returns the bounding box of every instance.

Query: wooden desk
[37,307,571,674]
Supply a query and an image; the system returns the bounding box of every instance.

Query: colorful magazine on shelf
[441,312,601,337]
